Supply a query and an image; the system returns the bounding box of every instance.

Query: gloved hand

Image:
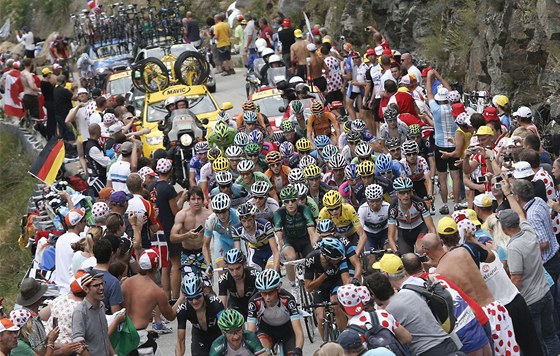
[324,266,337,277]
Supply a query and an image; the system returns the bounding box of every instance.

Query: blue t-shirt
[499,114,511,130]
[92,269,123,315]
[189,156,206,182]
[41,246,56,271]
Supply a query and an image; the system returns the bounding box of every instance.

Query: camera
[503,153,513,162]
[474,176,487,184]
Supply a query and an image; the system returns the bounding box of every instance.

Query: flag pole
[26,171,59,193]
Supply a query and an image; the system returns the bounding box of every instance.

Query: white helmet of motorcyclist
[164,97,176,109]
[255,38,267,52]
[268,54,282,65]
[289,76,304,84]
[261,48,274,59]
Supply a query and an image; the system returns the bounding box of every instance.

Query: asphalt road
[151,67,452,355]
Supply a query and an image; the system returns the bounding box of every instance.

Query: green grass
[0,131,35,309]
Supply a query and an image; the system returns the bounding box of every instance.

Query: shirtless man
[306,43,328,93]
[423,232,520,355]
[170,187,213,292]
[121,249,182,355]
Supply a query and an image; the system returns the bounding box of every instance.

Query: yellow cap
[437,217,458,235]
[41,68,52,76]
[322,37,331,44]
[475,126,493,136]
[465,209,482,226]
[493,95,509,107]
[294,29,303,38]
[372,254,404,274]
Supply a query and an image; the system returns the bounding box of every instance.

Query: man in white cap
[106,138,138,192]
[0,318,20,355]
[55,209,87,293]
[473,193,493,229]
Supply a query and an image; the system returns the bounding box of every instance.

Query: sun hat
[434,87,449,101]
[17,278,48,306]
[513,161,534,179]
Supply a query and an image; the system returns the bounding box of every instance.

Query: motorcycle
[166,109,208,189]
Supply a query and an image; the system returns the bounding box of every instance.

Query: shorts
[372,98,382,121]
[347,90,362,100]
[397,223,428,255]
[247,244,273,271]
[295,64,307,79]
[151,231,170,268]
[343,232,359,247]
[365,229,388,250]
[217,46,231,61]
[23,94,40,119]
[191,329,215,355]
[312,283,340,303]
[283,238,313,258]
[257,320,296,353]
[412,179,428,198]
[25,49,35,59]
[435,146,460,172]
[166,232,182,258]
[312,77,327,92]
[181,248,211,287]
[325,89,344,106]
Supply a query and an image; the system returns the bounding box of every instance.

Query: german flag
[28,138,65,185]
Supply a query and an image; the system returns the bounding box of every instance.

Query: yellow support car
[140,84,233,157]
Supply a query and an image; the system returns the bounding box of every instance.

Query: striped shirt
[429,99,457,148]
[107,160,130,193]
[524,197,559,263]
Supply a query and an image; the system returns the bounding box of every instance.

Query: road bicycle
[283,258,316,343]
[304,301,339,342]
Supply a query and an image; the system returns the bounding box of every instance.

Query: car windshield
[147,95,217,122]
[93,45,127,59]
[254,96,285,118]
[108,76,132,96]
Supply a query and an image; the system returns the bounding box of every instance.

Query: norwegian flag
[87,0,97,10]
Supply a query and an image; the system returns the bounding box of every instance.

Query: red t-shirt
[399,113,424,126]
[394,91,416,116]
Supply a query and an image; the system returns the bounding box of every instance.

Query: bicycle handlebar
[363,248,393,256]
[282,258,306,266]
[303,301,338,308]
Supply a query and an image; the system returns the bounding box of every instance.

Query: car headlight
[146,136,163,145]
[180,134,193,147]
[96,67,109,75]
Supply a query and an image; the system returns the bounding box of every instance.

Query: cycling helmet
[245,143,261,156]
[265,150,282,164]
[293,182,308,197]
[243,111,258,123]
[298,155,316,169]
[214,123,230,140]
[217,111,232,122]
[207,147,223,161]
[271,131,284,143]
[355,142,373,158]
[217,309,245,332]
[268,54,282,64]
[383,107,398,121]
[295,83,309,94]
[329,153,347,170]
[215,170,234,185]
[242,100,256,112]
[249,130,264,144]
[181,274,203,297]
[224,248,246,265]
[251,181,270,197]
[343,120,352,133]
[288,168,305,184]
[321,144,339,161]
[455,112,470,126]
[195,141,209,153]
[351,119,367,132]
[296,138,312,152]
[375,154,393,173]
[408,124,421,135]
[311,100,324,113]
[358,160,375,177]
[317,219,336,234]
[279,141,294,157]
[212,157,230,172]
[365,184,384,200]
[323,190,342,209]
[261,47,274,58]
[401,140,419,155]
[237,202,257,216]
[211,193,231,210]
[304,164,322,179]
[319,237,345,260]
[447,90,461,103]
[393,176,414,191]
[280,120,295,132]
[346,130,362,144]
[385,137,401,150]
[237,159,255,173]
[314,135,330,148]
[255,269,281,290]
[164,96,176,108]
[280,185,298,200]
[289,76,304,85]
[345,163,359,179]
[225,145,244,159]
[290,100,304,114]
[234,132,250,147]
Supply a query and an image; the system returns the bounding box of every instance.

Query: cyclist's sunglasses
[260,290,278,297]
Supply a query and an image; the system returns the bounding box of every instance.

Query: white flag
[0,18,10,39]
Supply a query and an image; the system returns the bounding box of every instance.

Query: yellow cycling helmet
[212,156,230,172]
[304,164,322,179]
[358,160,375,177]
[323,190,342,209]
[296,138,312,152]
[207,147,223,161]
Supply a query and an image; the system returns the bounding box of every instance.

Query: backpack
[348,312,409,356]
[402,277,456,333]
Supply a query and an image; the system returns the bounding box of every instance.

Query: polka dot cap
[457,219,477,243]
[156,158,173,174]
[336,284,363,316]
[91,202,110,220]
[355,286,371,305]
[451,210,469,223]
[9,309,32,328]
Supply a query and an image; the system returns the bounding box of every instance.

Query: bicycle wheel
[323,318,332,343]
[140,57,169,93]
[299,282,315,343]
[174,50,209,86]
[131,59,147,93]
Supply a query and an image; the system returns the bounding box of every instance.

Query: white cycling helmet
[211,193,231,211]
[355,141,373,158]
[215,171,234,185]
[365,184,384,201]
[298,155,317,169]
[261,48,274,58]
[237,159,255,173]
[251,181,270,197]
[225,146,244,158]
[288,168,305,184]
[289,76,304,84]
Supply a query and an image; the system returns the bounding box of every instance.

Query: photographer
[463,126,497,206]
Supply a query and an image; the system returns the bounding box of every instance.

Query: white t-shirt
[54,232,81,293]
[408,65,422,84]
[380,69,397,91]
[75,107,90,140]
[89,111,102,126]
[107,160,131,192]
[480,251,518,305]
[369,64,383,99]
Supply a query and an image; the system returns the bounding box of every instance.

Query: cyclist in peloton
[293,182,320,219]
[274,185,318,296]
[232,202,280,271]
[225,145,244,180]
[218,248,258,319]
[264,151,291,194]
[210,171,249,209]
[387,177,436,254]
[304,164,334,211]
[247,269,304,356]
[322,154,348,188]
[307,101,340,145]
[189,141,210,187]
[318,190,368,255]
[358,184,390,267]
[278,120,304,146]
[400,140,434,211]
[339,163,361,209]
[176,274,225,355]
[210,309,269,356]
[247,181,279,223]
[208,121,237,151]
[245,142,267,173]
[304,238,351,340]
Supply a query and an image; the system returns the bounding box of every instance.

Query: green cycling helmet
[281,120,295,132]
[217,309,245,331]
[245,143,261,155]
[291,100,303,114]
[214,122,230,140]
[409,124,421,135]
[280,185,298,201]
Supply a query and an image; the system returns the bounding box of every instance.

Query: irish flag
[28,138,65,185]
[4,69,24,118]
